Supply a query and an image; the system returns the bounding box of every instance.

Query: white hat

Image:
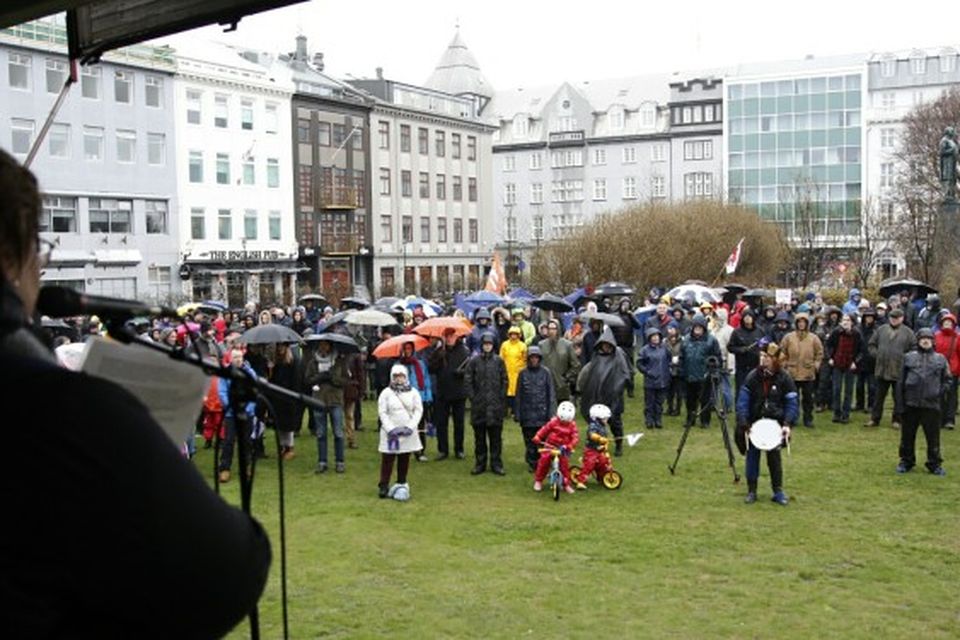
[390,364,408,379]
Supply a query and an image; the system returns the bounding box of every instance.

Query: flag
[724,238,745,275]
[485,252,507,295]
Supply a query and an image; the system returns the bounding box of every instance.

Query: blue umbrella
[506,287,535,302]
[465,290,505,305]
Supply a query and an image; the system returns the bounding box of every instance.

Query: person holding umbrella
[464,333,509,475]
[304,339,347,473]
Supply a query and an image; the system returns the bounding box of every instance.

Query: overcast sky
[167,0,960,89]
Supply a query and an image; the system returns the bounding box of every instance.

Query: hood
[793,312,810,330]
[715,308,729,327]
[928,294,941,310]
[480,331,496,344]
[596,326,618,350]
[474,308,492,322]
[774,311,791,324]
[741,309,757,325]
[644,326,662,339]
[942,313,957,331]
[848,288,861,301]
[692,314,709,330]
[526,345,542,364]
[390,364,408,380]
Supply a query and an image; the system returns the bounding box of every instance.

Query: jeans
[831,369,855,420]
[817,365,833,408]
[313,404,345,464]
[900,407,942,471]
[745,443,784,493]
[644,386,666,426]
[855,369,877,411]
[667,375,685,414]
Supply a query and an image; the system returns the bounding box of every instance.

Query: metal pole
[25,60,77,169]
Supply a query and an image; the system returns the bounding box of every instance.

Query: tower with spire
[425,28,493,115]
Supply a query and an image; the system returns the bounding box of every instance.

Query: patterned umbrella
[665,284,722,305]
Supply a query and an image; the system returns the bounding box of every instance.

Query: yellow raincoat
[499,331,527,397]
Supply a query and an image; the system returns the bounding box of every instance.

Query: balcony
[320,233,364,255]
[319,186,360,209]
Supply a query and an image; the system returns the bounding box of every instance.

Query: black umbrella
[340,296,371,310]
[594,282,635,297]
[531,293,574,313]
[304,332,360,353]
[298,293,327,304]
[316,310,353,333]
[878,278,938,299]
[580,310,626,327]
[374,296,401,307]
[742,288,772,299]
[238,323,302,345]
[721,283,749,294]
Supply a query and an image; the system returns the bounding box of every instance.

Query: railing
[548,130,585,143]
[319,186,360,209]
[319,234,363,254]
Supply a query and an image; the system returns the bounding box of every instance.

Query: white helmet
[589,404,611,421]
[557,401,576,422]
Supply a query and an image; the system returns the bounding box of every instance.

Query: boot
[471,458,486,475]
[614,438,623,457]
[378,482,389,499]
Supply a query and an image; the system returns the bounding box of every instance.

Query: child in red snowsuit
[201,377,225,448]
[532,401,579,492]
[575,404,614,489]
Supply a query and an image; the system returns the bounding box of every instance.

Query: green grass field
[196,394,959,639]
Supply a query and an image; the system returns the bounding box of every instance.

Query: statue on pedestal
[939,126,959,202]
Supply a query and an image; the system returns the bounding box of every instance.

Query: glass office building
[726,73,863,241]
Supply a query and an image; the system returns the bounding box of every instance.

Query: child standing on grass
[532,401,579,494]
[377,364,424,500]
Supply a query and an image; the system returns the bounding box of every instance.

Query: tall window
[216,153,230,184]
[218,209,232,240]
[147,266,172,300]
[46,59,67,93]
[242,155,255,185]
[318,122,331,146]
[145,200,168,234]
[622,147,637,164]
[379,168,391,195]
[911,55,927,75]
[269,210,281,240]
[451,133,461,159]
[593,179,607,201]
[244,209,258,240]
[530,152,542,169]
[189,151,203,183]
[81,66,100,99]
[378,121,390,149]
[942,52,957,73]
[468,177,477,202]
[8,53,31,90]
[593,148,606,165]
[453,218,463,243]
[186,89,202,124]
[530,183,543,204]
[400,125,411,152]
[436,174,446,200]
[467,135,476,160]
[116,130,136,163]
[881,57,896,77]
[881,128,895,149]
[437,217,447,243]
[506,216,517,242]
[419,172,429,198]
[504,183,516,205]
[401,170,412,197]
[608,107,624,131]
[191,207,205,240]
[452,176,463,201]
[652,175,666,198]
[214,95,228,128]
[651,144,666,162]
[147,133,165,165]
[40,195,77,232]
[48,123,69,158]
[435,130,446,157]
[11,118,34,155]
[881,162,894,188]
[469,219,478,244]
[266,158,279,187]
[114,70,132,104]
[145,76,163,107]
[503,155,515,171]
[641,104,655,127]
[83,126,103,160]
[402,216,413,243]
[381,215,393,243]
[513,115,528,138]
[89,198,132,233]
[240,99,253,130]
[265,103,278,134]
[684,172,713,197]
[418,127,429,154]
[533,215,544,242]
[420,217,430,243]
[683,140,713,160]
[622,177,637,199]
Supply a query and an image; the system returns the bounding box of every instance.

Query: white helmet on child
[589,404,612,421]
[557,401,576,422]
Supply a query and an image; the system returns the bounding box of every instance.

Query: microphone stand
[105,320,320,640]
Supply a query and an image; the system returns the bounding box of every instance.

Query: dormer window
[880,55,896,78]
[640,103,655,128]
[512,114,528,139]
[941,48,957,73]
[609,106,624,131]
[910,51,926,75]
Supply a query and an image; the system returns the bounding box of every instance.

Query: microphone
[37,286,178,319]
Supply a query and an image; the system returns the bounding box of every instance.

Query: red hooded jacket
[934,314,960,376]
[533,417,580,450]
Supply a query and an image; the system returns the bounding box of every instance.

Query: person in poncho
[577,327,631,456]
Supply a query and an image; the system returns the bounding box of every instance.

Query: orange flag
[485,252,507,295]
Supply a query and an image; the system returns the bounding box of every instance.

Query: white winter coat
[377,386,424,454]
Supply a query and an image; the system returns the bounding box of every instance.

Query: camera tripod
[668,368,741,483]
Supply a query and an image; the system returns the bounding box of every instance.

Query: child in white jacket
[377,364,424,500]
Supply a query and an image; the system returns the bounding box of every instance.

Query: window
[551,150,583,168]
[881,162,894,188]
[593,148,607,165]
[593,179,607,201]
[48,123,69,158]
[269,210,281,240]
[623,177,637,199]
[684,172,713,197]
[420,217,430,243]
[881,92,896,109]
[89,198,132,233]
[217,209,232,240]
[46,59,67,93]
[402,216,413,243]
[506,216,517,242]
[147,266,171,299]
[504,183,516,205]
[9,53,31,90]
[400,125,411,152]
[641,104,656,127]
[114,70,131,104]
[881,128,895,149]
[381,215,393,243]
[332,123,346,147]
[531,183,543,204]
[191,207,205,240]
[189,151,203,183]
[557,116,577,132]
[652,176,665,198]
[512,115,528,138]
[318,122,331,146]
[913,90,924,106]
[418,127,429,154]
[297,118,310,142]
[436,174,446,200]
[242,156,255,185]
[881,57,897,78]
[265,103,278,134]
[401,170,412,197]
[683,140,713,160]
[468,177,477,202]
[216,153,230,184]
[186,89,202,124]
[436,130,446,157]
[467,135,476,160]
[267,158,279,188]
[378,121,390,149]
[40,195,77,232]
[147,133,165,165]
[704,104,715,122]
[214,95,228,128]
[380,267,396,294]
[116,130,136,163]
[437,217,448,243]
[622,147,637,164]
[609,107,624,131]
[451,133,461,159]
[379,168,391,195]
[533,214,544,241]
[11,118,34,155]
[651,143,666,162]
[503,155,516,171]
[81,66,100,99]
[244,209,258,240]
[350,121,363,150]
[682,106,692,123]
[453,176,463,201]
[469,219,478,244]
[453,218,463,243]
[530,152,542,169]
[418,172,430,198]
[240,99,253,130]
[83,126,103,160]
[145,76,163,107]
[145,200,168,234]
[942,52,957,73]
[911,55,927,75]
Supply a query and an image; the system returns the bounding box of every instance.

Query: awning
[49,250,94,265]
[94,249,143,265]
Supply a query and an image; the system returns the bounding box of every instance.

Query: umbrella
[374,296,401,307]
[580,310,626,327]
[200,300,228,312]
[721,283,749,294]
[413,317,473,340]
[665,284,722,305]
[316,310,353,333]
[41,317,70,329]
[531,293,574,313]
[742,288,773,299]
[594,282,635,297]
[372,334,431,358]
[506,287,535,302]
[878,278,938,299]
[237,324,302,344]
[304,332,360,353]
[55,342,87,371]
[340,296,371,310]
[465,290,505,305]
[683,279,710,287]
[391,297,439,317]
[298,293,326,304]
[345,308,398,327]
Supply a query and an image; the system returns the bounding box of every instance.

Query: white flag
[724,238,745,275]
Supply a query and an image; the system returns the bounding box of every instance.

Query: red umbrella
[413,317,473,340]
[372,334,431,358]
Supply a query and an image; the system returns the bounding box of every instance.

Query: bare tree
[780,179,834,288]
[848,197,895,290]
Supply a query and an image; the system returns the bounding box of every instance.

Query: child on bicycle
[575,404,614,489]
[532,401,579,494]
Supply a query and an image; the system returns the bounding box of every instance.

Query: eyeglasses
[37,238,55,267]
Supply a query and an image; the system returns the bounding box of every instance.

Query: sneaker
[896,463,910,474]
[315,462,328,474]
[470,465,485,475]
[491,466,506,476]
[564,485,576,494]
[931,467,947,476]
[891,421,901,430]
[744,492,757,504]
[864,420,878,428]
[218,469,231,483]
[771,491,789,506]
[281,447,296,462]
[335,462,345,473]
[944,424,955,430]
[533,480,542,492]
[416,454,429,462]
[455,451,466,460]
[435,452,449,461]
[575,481,587,490]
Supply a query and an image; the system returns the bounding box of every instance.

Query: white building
[171,39,298,307]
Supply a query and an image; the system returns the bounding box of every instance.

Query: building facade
[173,40,298,307]
[1,17,179,303]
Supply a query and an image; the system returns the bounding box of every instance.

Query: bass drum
[749,418,783,451]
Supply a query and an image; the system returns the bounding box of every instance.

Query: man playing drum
[735,342,798,506]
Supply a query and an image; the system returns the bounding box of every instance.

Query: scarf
[314,351,334,373]
[390,380,412,393]
[400,355,425,389]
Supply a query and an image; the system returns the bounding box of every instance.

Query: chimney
[313,52,324,71]
[295,34,308,62]
[376,66,383,80]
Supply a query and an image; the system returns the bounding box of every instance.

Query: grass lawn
[196,393,959,639]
